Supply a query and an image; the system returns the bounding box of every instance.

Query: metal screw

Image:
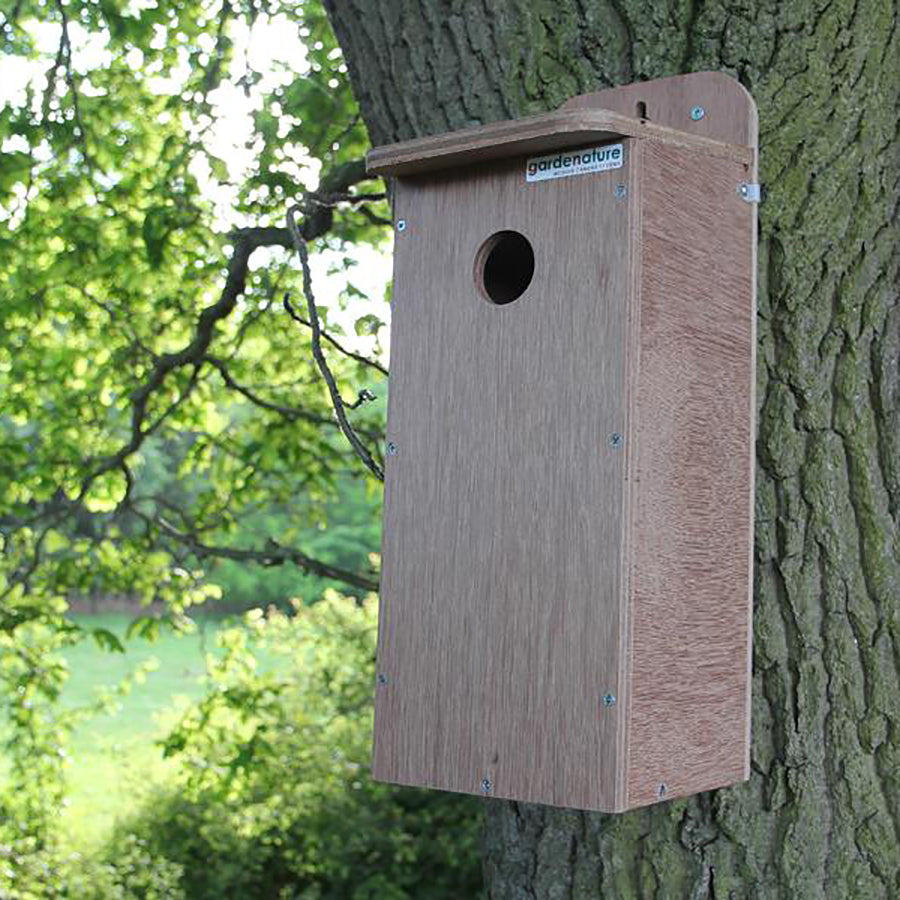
[376,673,388,686]
[480,778,493,794]
[690,106,705,121]
[608,432,623,448]
[396,219,407,232]
[614,183,627,199]
[603,693,616,707]
[658,783,668,798]
[386,441,399,456]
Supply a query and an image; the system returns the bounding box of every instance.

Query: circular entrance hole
[475,230,535,305]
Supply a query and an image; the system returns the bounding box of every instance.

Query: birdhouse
[368,72,758,812]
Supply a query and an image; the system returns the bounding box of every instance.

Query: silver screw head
[603,693,616,707]
[608,432,623,448]
[396,219,407,232]
[480,778,493,794]
[614,183,627,199]
[376,673,388,685]
[386,441,399,456]
[690,106,705,121]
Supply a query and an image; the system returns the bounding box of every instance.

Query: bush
[0,833,184,900]
[101,594,483,898]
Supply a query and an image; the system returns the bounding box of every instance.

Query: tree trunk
[323,1,900,896]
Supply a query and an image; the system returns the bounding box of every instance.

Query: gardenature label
[525,143,624,182]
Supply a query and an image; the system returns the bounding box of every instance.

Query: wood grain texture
[375,143,638,811]
[563,71,758,151]
[624,140,755,808]
[367,107,753,178]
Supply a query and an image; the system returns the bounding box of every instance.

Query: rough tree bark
[322,2,900,896]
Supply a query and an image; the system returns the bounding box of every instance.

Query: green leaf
[0,151,34,195]
[354,313,383,336]
[126,617,161,642]
[141,205,173,268]
[207,154,230,182]
[91,628,125,653]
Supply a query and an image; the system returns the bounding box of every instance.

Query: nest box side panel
[624,140,756,808]
[375,148,636,811]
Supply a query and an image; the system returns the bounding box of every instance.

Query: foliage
[101,596,483,899]
[1,0,390,862]
[204,475,382,613]
[1,0,388,611]
[0,616,74,845]
[1,833,186,900]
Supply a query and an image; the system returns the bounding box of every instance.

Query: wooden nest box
[368,72,758,812]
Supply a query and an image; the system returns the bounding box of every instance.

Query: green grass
[57,613,233,851]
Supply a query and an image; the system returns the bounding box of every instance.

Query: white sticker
[525,143,624,182]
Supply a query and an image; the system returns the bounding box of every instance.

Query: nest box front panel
[375,146,637,811]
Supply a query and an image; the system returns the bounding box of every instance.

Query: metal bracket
[737,183,763,203]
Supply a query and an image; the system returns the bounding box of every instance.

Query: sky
[0,10,393,360]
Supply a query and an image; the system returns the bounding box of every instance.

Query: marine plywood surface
[375,145,636,811]
[367,106,753,177]
[563,71,758,150]
[625,141,755,808]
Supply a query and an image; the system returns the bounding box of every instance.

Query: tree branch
[227,226,293,250]
[148,513,379,593]
[358,205,393,227]
[1,518,61,603]
[281,302,388,376]
[202,354,341,427]
[293,158,371,240]
[47,0,99,181]
[77,157,378,497]
[307,190,387,207]
[285,205,384,481]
